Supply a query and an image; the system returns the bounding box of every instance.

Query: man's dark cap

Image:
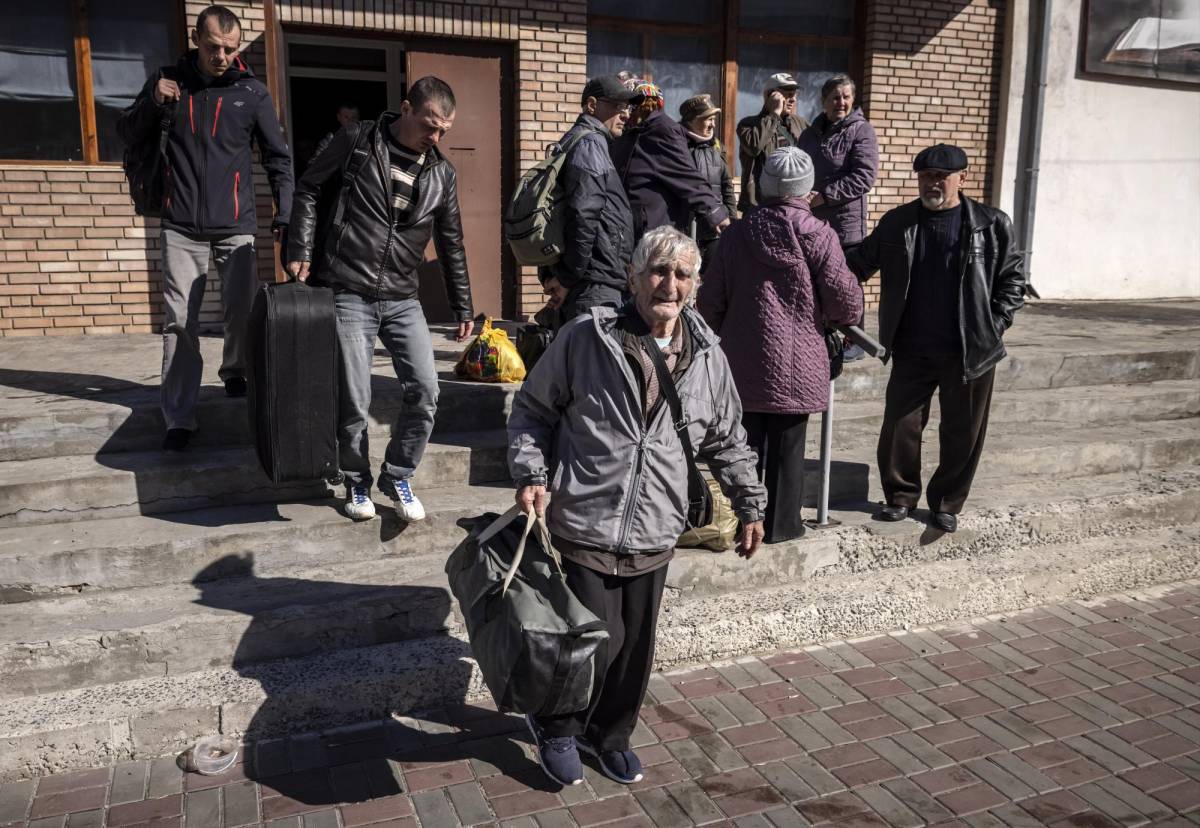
[913,143,969,172]
[581,76,641,105]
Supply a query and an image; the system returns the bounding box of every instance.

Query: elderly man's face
[918,168,968,210]
[631,252,699,327]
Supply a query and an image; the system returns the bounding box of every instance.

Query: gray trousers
[160,229,257,431]
[335,290,439,489]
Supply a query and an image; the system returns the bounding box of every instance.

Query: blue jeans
[334,291,439,489]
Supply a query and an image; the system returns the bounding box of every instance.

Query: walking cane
[806,325,887,529]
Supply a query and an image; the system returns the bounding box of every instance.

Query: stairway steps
[2,467,1196,703]
[3,519,1197,780]
[1,347,1194,464]
[0,432,509,528]
[0,375,517,463]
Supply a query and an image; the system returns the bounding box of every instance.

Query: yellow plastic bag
[455,318,527,383]
[678,478,739,552]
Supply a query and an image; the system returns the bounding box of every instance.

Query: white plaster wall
[995,0,1200,299]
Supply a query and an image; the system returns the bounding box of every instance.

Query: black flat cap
[581,76,642,105]
[913,143,969,172]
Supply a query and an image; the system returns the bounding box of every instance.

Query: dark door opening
[282,31,513,321]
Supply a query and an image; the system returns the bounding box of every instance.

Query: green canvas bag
[445,506,609,717]
[503,130,590,267]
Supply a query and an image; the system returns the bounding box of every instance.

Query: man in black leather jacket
[287,76,472,524]
[847,144,1025,533]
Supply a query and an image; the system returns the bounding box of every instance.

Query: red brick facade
[0,0,1004,336]
[861,0,1005,305]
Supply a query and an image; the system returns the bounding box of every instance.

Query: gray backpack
[445,507,608,716]
[503,129,590,267]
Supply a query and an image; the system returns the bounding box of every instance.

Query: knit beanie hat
[760,146,815,200]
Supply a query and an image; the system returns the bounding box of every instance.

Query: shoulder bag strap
[331,121,371,228]
[640,334,699,473]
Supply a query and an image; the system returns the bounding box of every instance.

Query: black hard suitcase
[247,281,340,483]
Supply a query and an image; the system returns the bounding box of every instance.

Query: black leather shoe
[224,377,248,397]
[876,504,910,522]
[931,511,958,532]
[162,428,192,452]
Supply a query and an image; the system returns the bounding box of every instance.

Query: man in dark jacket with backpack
[540,76,641,327]
[118,4,293,452]
[286,76,472,524]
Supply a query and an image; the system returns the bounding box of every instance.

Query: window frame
[588,0,865,169]
[1,0,186,166]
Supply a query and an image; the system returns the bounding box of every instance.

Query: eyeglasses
[598,98,634,114]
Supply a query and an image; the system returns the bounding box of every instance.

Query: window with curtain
[587,0,857,175]
[0,1,83,160]
[0,1,178,163]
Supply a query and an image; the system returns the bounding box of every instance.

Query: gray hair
[820,74,856,101]
[629,225,702,291]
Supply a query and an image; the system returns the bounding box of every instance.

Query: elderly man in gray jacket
[508,225,767,789]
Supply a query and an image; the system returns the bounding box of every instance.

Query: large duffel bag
[446,506,608,717]
[247,281,340,483]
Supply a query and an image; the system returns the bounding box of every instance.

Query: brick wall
[0,0,1003,334]
[859,0,1005,306]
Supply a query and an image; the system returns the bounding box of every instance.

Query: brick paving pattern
[3,582,1200,827]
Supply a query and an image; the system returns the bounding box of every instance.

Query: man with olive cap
[846,143,1025,533]
[736,72,808,212]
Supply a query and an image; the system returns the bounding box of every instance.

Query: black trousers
[538,559,668,751]
[877,354,995,514]
[742,412,809,543]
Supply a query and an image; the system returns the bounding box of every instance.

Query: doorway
[282,31,513,321]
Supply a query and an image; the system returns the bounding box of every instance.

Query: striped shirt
[385,129,425,219]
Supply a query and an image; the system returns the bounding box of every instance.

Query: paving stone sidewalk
[4,581,1200,828]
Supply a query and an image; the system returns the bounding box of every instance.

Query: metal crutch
[806,325,888,529]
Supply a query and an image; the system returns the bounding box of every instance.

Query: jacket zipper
[211,96,223,137]
[188,97,195,134]
[196,90,207,233]
[233,171,240,221]
[615,437,647,556]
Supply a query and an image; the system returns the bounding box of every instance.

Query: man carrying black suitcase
[286,76,473,522]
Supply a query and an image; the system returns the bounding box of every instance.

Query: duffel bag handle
[476,506,565,595]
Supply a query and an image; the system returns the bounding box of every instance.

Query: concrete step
[2,467,1196,705]
[3,520,1197,780]
[0,372,517,463]
[0,432,509,528]
[827,378,1199,431]
[0,484,517,601]
[0,345,1195,464]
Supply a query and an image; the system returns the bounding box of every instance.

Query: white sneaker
[344,485,376,521]
[388,478,426,522]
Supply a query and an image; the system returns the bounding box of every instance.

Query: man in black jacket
[287,76,472,523]
[541,76,641,327]
[611,82,730,245]
[847,144,1025,533]
[118,4,293,452]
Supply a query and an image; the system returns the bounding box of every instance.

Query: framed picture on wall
[1081,0,1200,85]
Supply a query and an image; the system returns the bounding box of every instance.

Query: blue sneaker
[525,714,583,787]
[577,737,643,784]
[381,478,425,522]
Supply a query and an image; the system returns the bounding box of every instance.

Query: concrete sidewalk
[2,582,1199,828]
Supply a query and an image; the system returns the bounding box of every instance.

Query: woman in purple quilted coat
[697,147,862,544]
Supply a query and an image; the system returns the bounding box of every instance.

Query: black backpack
[121,71,179,218]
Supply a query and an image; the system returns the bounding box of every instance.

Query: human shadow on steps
[189,552,557,811]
